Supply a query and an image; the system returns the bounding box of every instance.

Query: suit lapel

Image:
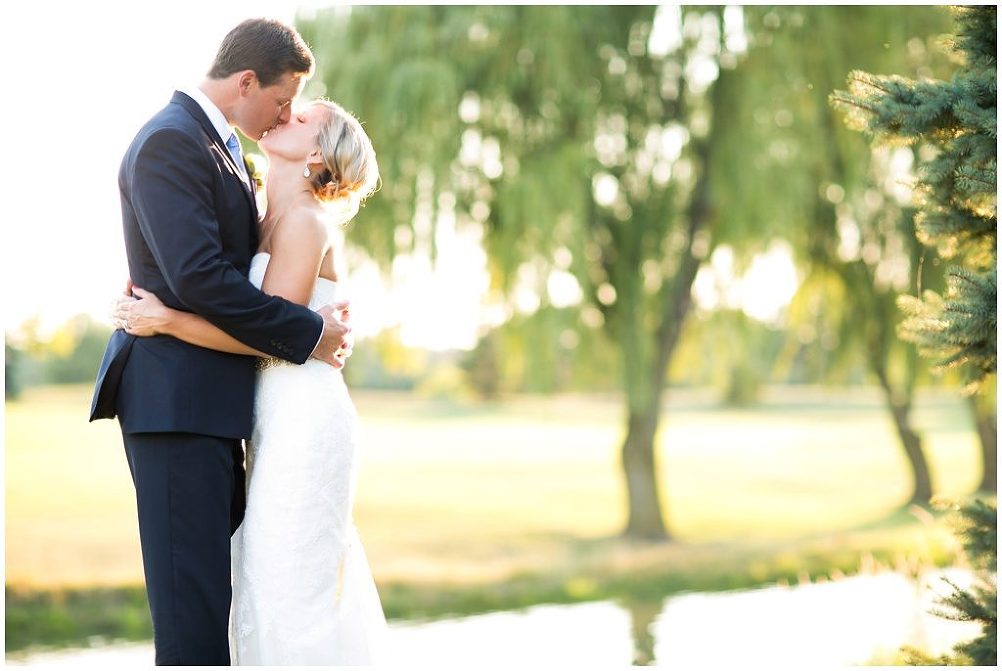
[171,91,259,218]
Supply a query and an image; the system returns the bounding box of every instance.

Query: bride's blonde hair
[307,100,379,218]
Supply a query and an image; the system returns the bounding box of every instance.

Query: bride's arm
[119,209,330,355]
[118,288,266,355]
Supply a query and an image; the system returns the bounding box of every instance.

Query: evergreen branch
[847,73,896,97]
[957,173,997,189]
[829,95,880,117]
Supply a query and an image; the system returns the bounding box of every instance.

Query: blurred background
[4,2,996,667]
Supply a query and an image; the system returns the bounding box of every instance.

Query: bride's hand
[115,287,171,337]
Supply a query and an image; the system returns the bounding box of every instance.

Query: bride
[116,98,386,665]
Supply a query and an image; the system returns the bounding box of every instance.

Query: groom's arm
[129,126,322,364]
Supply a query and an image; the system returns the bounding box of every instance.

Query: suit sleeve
[129,126,323,364]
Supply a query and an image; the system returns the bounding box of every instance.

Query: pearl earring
[303,166,311,178]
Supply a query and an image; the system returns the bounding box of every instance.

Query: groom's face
[239,71,307,142]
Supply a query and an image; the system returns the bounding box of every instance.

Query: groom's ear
[236,70,258,97]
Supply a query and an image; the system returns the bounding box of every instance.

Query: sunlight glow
[692,240,801,324]
[547,270,584,309]
[648,5,683,57]
[3,0,344,336]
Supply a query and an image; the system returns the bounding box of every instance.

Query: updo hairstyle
[308,101,379,214]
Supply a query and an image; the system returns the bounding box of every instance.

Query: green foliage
[461,330,502,400]
[341,327,425,391]
[5,316,114,390]
[413,360,473,401]
[735,7,951,385]
[461,305,619,397]
[4,585,152,652]
[669,308,789,402]
[898,267,998,390]
[44,318,114,385]
[925,498,998,665]
[298,6,713,392]
[6,338,23,399]
[299,6,959,397]
[832,6,997,391]
[722,7,954,505]
[893,647,971,666]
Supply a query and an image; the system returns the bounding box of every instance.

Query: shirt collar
[180,85,234,145]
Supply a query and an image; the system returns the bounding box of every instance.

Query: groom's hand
[312,300,352,369]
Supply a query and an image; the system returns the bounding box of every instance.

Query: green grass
[4,383,984,653]
[5,585,151,653]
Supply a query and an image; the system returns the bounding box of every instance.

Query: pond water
[8,568,981,668]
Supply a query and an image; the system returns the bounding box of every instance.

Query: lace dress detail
[230,253,387,665]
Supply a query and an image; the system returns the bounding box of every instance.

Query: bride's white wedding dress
[230,252,387,665]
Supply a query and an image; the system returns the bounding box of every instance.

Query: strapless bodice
[249,252,339,311]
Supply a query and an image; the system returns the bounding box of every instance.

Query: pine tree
[938,499,998,665]
[832,8,997,663]
[899,498,997,665]
[831,6,997,393]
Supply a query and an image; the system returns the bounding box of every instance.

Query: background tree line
[293,4,993,540]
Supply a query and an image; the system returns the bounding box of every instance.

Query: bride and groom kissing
[91,18,385,665]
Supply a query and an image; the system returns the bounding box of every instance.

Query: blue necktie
[225,132,248,183]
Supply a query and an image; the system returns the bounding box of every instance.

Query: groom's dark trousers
[122,432,244,664]
[90,91,323,665]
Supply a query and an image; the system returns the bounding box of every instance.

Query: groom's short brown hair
[208,18,315,86]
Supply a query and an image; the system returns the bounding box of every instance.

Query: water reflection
[625,599,661,665]
[387,600,634,666]
[8,569,982,668]
[648,568,978,667]
[386,568,980,667]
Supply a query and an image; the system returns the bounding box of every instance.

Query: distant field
[4,383,981,589]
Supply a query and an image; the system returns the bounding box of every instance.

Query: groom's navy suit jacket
[90,91,322,439]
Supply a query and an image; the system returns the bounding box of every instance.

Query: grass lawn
[4,383,985,651]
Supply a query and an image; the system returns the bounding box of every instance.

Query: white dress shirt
[180,85,232,146]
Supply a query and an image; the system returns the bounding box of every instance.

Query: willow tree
[832,5,997,493]
[706,6,954,505]
[299,6,757,539]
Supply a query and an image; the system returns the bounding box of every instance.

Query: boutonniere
[244,155,265,192]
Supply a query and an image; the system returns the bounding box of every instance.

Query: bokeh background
[4,2,996,666]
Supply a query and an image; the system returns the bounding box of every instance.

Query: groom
[90,18,349,665]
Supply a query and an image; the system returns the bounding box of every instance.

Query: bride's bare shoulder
[271,205,330,253]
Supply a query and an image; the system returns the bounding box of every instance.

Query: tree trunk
[622,403,670,540]
[869,344,933,505]
[618,308,671,541]
[887,401,934,505]
[617,146,708,542]
[968,393,997,493]
[614,37,727,542]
